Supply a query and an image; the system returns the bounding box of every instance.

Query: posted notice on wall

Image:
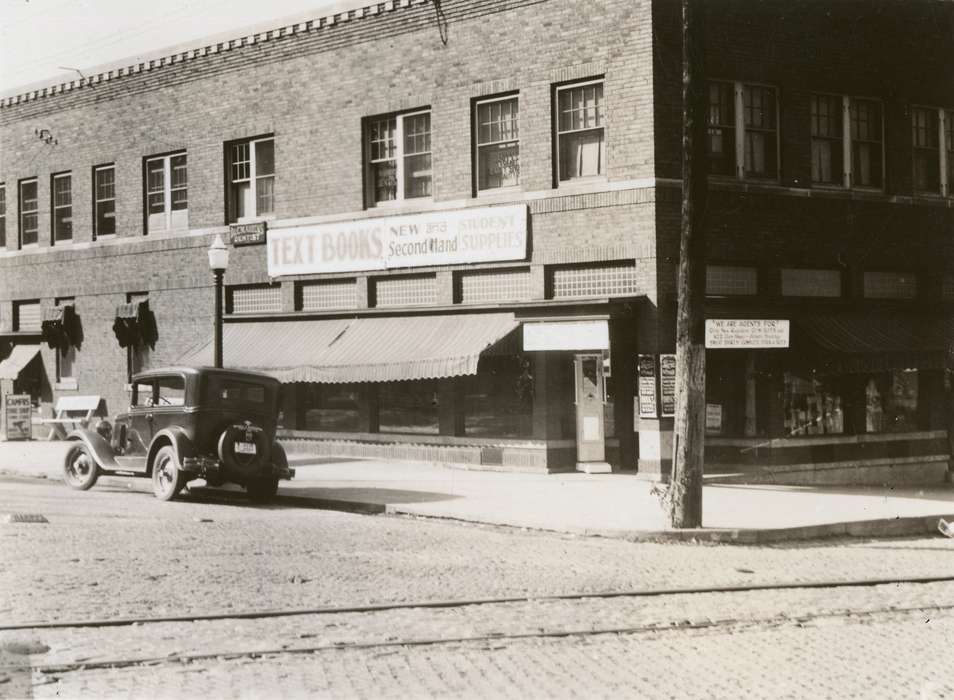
[266,204,527,276]
[659,353,676,417]
[705,319,790,348]
[636,354,658,418]
[2,394,32,441]
[705,403,723,434]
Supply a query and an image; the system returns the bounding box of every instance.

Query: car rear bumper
[182,455,294,481]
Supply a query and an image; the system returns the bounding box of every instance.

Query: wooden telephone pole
[669,0,708,528]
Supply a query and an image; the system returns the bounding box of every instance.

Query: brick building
[0,0,951,482]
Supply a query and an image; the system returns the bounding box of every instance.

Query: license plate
[235,442,257,455]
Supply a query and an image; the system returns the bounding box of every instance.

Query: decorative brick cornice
[0,0,431,109]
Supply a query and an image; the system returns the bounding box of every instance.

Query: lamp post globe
[208,234,230,369]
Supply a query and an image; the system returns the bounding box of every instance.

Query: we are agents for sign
[266,204,527,277]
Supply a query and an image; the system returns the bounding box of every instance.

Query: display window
[783,372,845,436]
[864,369,920,434]
[462,354,533,438]
[301,383,362,432]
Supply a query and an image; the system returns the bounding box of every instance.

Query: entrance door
[574,353,605,464]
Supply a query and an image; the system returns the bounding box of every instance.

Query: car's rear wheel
[152,445,186,502]
[63,442,99,491]
[246,477,279,504]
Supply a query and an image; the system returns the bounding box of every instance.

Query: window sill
[55,379,78,391]
[476,186,522,198]
[366,197,434,211]
[233,215,276,225]
[94,234,118,241]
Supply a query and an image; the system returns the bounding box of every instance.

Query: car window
[132,383,155,408]
[155,376,186,406]
[205,378,268,404]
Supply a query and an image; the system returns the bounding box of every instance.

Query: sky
[0,0,367,95]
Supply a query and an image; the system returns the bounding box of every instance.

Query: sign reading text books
[705,319,790,349]
[637,354,658,418]
[659,353,676,417]
[266,205,527,277]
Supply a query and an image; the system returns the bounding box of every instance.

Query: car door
[113,379,154,473]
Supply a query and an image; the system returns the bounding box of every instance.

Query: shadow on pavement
[280,486,460,505]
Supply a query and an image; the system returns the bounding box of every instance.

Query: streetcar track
[3,601,952,676]
[3,574,954,632]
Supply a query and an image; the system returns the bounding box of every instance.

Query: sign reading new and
[266,205,528,277]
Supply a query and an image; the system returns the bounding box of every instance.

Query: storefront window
[301,384,362,432]
[379,380,439,435]
[783,372,845,436]
[463,355,533,438]
[865,369,919,433]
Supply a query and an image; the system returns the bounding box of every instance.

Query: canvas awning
[794,313,953,373]
[0,345,42,380]
[178,313,520,383]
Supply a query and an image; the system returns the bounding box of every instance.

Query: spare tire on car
[217,422,270,473]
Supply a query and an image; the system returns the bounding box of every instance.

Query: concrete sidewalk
[1,440,953,543]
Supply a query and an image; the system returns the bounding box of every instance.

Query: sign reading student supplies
[705,319,790,348]
[266,204,527,276]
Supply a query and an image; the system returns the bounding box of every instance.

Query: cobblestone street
[3,476,954,697]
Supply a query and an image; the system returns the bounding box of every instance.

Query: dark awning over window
[178,313,520,383]
[113,301,157,349]
[115,302,141,320]
[0,345,42,380]
[42,306,65,323]
[795,313,953,373]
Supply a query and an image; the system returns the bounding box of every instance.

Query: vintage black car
[62,367,294,502]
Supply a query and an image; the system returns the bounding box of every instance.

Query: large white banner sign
[267,204,527,277]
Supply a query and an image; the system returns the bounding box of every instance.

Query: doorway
[574,353,608,470]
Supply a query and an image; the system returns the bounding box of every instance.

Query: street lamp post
[207,234,230,369]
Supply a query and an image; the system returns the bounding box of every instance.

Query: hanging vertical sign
[659,353,676,417]
[637,354,658,418]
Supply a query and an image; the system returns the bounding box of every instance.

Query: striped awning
[0,345,42,380]
[178,313,520,383]
[794,313,954,373]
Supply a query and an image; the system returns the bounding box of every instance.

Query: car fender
[64,429,119,471]
[147,427,196,474]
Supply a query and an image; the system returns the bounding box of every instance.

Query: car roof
[132,366,279,383]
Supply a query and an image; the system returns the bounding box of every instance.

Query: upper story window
[912,106,953,196]
[556,80,605,183]
[810,95,883,190]
[475,95,519,192]
[94,165,116,238]
[365,110,431,206]
[811,94,843,185]
[0,183,6,249]
[227,137,274,223]
[707,81,778,181]
[850,98,883,189]
[145,153,188,233]
[947,110,954,196]
[19,178,38,247]
[52,172,72,244]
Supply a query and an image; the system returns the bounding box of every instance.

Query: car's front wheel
[152,445,186,501]
[246,477,279,504]
[63,442,99,491]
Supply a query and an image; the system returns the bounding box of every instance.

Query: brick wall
[0,0,660,414]
[651,0,954,309]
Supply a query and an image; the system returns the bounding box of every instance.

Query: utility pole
[669,0,708,528]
